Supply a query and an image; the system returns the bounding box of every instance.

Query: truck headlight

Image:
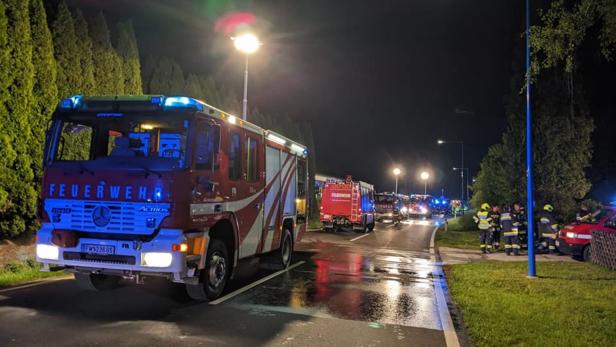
[420,207,428,214]
[400,207,408,214]
[387,213,393,217]
[37,244,59,260]
[142,252,173,267]
[566,232,578,239]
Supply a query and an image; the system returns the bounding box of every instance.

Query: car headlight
[400,207,408,214]
[420,207,428,214]
[387,213,393,217]
[142,252,173,267]
[566,232,578,239]
[37,244,59,260]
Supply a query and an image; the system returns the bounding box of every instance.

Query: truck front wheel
[186,239,229,301]
[74,273,121,291]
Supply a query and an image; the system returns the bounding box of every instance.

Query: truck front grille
[63,251,136,265]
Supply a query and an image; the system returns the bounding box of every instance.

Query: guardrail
[591,230,616,270]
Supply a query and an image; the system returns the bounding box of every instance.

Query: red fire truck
[374,192,406,223]
[35,95,309,300]
[320,177,375,232]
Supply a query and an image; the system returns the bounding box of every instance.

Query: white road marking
[209,261,305,305]
[349,233,371,242]
[0,274,72,294]
[429,226,461,347]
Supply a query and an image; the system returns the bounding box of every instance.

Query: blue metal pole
[526,0,537,277]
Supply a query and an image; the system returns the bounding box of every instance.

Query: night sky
[67,0,613,199]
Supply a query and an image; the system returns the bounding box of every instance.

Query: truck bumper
[555,238,584,257]
[35,223,194,283]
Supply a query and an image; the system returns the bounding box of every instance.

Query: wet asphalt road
[0,220,447,347]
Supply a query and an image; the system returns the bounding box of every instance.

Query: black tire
[582,244,592,262]
[74,273,121,291]
[275,229,293,269]
[186,239,229,301]
[367,223,375,232]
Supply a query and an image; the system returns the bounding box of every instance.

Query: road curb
[429,226,461,347]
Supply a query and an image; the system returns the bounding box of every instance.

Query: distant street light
[232,32,261,121]
[420,171,430,195]
[392,168,401,195]
[437,139,465,201]
[453,167,470,202]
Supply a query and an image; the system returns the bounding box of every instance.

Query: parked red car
[556,207,616,261]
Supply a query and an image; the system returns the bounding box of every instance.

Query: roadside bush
[446,213,477,232]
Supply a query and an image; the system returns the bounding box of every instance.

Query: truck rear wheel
[186,239,229,301]
[275,229,293,269]
[367,223,375,232]
[74,273,121,291]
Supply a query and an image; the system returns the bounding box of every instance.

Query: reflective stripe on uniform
[512,245,521,249]
[504,232,518,237]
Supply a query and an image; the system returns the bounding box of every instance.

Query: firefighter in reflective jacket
[489,205,501,250]
[474,203,492,253]
[537,204,558,253]
[501,207,520,255]
[512,203,527,249]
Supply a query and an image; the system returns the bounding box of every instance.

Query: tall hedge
[1,0,37,238]
[90,12,123,95]
[51,0,80,99]
[116,20,142,95]
[73,8,95,95]
[30,0,57,181]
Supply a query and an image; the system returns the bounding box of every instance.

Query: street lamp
[525,0,537,278]
[420,171,430,195]
[437,139,465,201]
[453,167,470,202]
[392,167,401,195]
[232,32,261,121]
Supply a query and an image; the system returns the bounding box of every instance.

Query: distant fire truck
[374,192,406,223]
[36,95,309,300]
[319,176,375,232]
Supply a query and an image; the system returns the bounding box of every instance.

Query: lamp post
[525,0,537,278]
[437,139,465,201]
[232,32,261,121]
[420,171,430,195]
[392,168,401,195]
[453,167,470,203]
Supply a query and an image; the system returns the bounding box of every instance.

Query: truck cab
[374,193,405,223]
[36,95,309,300]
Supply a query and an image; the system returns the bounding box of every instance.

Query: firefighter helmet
[481,203,491,210]
[543,204,554,212]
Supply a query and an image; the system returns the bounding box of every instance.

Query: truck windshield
[375,195,395,203]
[50,113,190,170]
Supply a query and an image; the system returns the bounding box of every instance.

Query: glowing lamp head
[233,33,261,54]
[437,139,445,144]
[420,172,430,180]
[392,168,401,176]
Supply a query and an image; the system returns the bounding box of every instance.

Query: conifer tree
[149,56,185,95]
[116,20,142,94]
[185,73,203,98]
[2,0,37,237]
[73,8,95,95]
[51,0,80,98]
[140,54,157,93]
[91,12,123,95]
[0,1,13,218]
[29,0,57,181]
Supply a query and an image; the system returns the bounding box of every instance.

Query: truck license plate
[82,244,115,255]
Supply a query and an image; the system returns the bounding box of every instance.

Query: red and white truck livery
[36,95,309,300]
[319,176,375,232]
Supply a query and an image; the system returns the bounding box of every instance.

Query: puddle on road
[229,243,442,330]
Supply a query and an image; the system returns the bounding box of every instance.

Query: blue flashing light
[163,96,204,111]
[150,96,163,105]
[59,95,82,109]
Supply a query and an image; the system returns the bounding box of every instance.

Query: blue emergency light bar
[58,95,206,112]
